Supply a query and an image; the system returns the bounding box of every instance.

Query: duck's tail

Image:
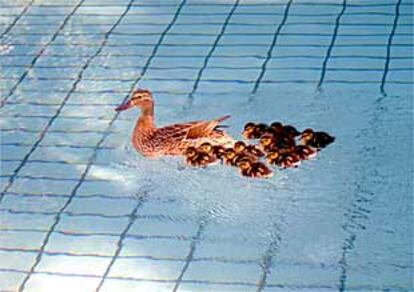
[216,115,231,123]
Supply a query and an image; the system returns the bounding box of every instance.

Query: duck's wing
[156,115,231,141]
[185,115,230,139]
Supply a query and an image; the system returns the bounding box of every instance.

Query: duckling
[301,128,335,149]
[198,142,213,154]
[266,150,300,168]
[275,135,296,150]
[211,145,226,160]
[270,122,284,135]
[259,133,278,153]
[243,123,270,139]
[237,159,273,179]
[266,150,281,166]
[223,148,254,166]
[242,122,256,139]
[184,146,215,168]
[295,145,317,160]
[283,124,301,139]
[234,141,264,158]
[279,152,301,169]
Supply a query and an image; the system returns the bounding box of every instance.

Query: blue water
[0,0,413,291]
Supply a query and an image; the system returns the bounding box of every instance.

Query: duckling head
[301,128,314,142]
[185,147,198,158]
[242,122,256,138]
[234,141,246,153]
[237,158,252,170]
[199,142,213,154]
[224,148,236,160]
[270,122,283,133]
[116,89,154,114]
[212,145,225,158]
[266,151,280,162]
[260,134,274,147]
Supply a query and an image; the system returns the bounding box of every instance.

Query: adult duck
[116,89,234,157]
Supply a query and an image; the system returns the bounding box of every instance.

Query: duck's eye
[226,152,235,158]
[262,138,270,145]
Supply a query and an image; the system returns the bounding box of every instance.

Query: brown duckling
[259,133,278,153]
[271,122,300,138]
[198,142,214,155]
[223,148,254,166]
[283,124,301,139]
[266,150,281,166]
[266,150,300,169]
[279,152,301,169]
[237,159,273,179]
[242,122,270,139]
[301,128,335,149]
[270,122,284,135]
[295,145,317,160]
[234,141,264,158]
[242,122,256,139]
[184,146,215,168]
[211,145,226,160]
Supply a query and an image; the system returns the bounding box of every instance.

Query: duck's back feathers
[185,115,230,139]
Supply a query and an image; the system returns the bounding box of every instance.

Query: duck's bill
[115,99,133,111]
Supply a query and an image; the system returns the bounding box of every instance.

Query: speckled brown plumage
[116,89,234,158]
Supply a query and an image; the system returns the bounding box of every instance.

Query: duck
[266,151,281,166]
[223,148,254,166]
[279,152,301,168]
[211,145,226,160]
[270,122,300,138]
[266,150,301,169]
[270,122,284,136]
[242,122,270,139]
[259,133,279,153]
[283,124,301,139]
[300,128,335,149]
[237,159,273,179]
[116,89,234,157]
[233,141,264,158]
[295,145,317,160]
[184,147,215,168]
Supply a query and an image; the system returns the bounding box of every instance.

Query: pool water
[0,0,412,291]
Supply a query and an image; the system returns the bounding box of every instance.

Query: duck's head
[242,122,256,138]
[270,122,283,133]
[237,158,252,170]
[266,151,280,162]
[260,134,274,147]
[284,125,300,137]
[301,128,314,141]
[115,89,154,112]
[234,141,246,153]
[224,148,236,160]
[212,145,225,158]
[185,147,198,158]
[199,142,213,154]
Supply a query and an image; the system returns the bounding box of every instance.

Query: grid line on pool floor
[380,0,403,96]
[252,0,293,94]
[1,0,413,291]
[95,194,147,291]
[0,0,86,108]
[317,0,348,89]
[0,0,35,39]
[186,0,240,102]
[0,0,134,201]
[8,0,140,289]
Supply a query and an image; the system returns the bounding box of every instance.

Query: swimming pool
[0,0,412,291]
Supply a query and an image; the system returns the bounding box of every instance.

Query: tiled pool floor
[0,0,413,291]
